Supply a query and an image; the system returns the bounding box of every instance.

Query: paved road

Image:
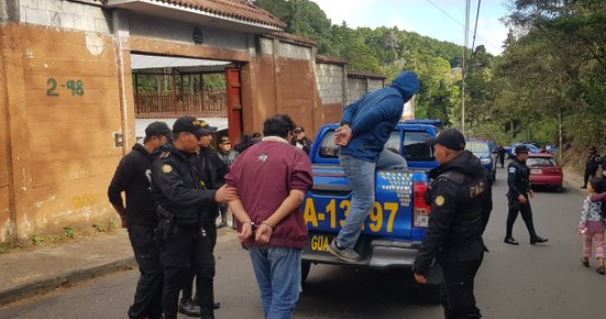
[1,167,604,319]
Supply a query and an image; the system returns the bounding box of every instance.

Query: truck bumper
[302,238,422,269]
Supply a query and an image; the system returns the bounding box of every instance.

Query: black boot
[530,236,548,245]
[504,237,519,245]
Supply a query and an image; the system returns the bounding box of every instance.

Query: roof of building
[316,55,348,65]
[261,32,316,47]
[109,0,286,30]
[347,70,386,80]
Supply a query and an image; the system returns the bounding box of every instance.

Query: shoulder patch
[508,167,517,174]
[162,164,173,174]
[435,195,445,206]
[160,152,170,159]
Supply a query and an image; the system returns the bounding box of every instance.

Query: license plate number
[531,169,543,174]
[306,234,333,253]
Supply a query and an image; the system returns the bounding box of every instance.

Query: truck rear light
[413,181,431,228]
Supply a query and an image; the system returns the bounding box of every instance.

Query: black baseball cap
[427,128,466,151]
[515,144,529,154]
[173,116,216,138]
[145,121,172,138]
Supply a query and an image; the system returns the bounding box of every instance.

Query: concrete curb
[0,256,136,306]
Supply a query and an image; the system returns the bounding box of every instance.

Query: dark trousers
[584,167,598,187]
[506,200,537,239]
[439,248,483,319]
[127,224,163,319]
[499,156,505,168]
[160,225,215,319]
[181,222,217,301]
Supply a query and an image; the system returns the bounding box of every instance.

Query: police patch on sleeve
[435,195,445,206]
[508,167,517,174]
[162,164,173,174]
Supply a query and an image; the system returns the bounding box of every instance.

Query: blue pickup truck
[301,122,440,295]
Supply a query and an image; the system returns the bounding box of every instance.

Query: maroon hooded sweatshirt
[225,136,313,249]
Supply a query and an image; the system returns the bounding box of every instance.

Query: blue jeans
[249,246,301,319]
[337,149,407,249]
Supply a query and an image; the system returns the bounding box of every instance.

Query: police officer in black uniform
[582,145,600,188]
[178,122,226,317]
[504,144,548,245]
[108,121,171,319]
[152,116,237,319]
[413,128,490,319]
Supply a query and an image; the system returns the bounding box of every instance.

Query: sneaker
[327,240,361,263]
[530,236,549,245]
[504,237,519,245]
[597,266,605,275]
[178,298,200,317]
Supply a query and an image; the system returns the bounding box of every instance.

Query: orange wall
[2,23,123,240]
[0,25,12,242]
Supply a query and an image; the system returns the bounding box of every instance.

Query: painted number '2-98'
[303,198,399,233]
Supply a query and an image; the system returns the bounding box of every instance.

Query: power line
[423,0,499,50]
[472,0,482,52]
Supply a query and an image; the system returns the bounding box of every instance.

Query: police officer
[582,145,600,188]
[108,121,171,319]
[152,116,237,319]
[178,122,226,317]
[504,144,548,245]
[413,128,489,319]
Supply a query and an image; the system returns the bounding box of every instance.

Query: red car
[528,154,563,192]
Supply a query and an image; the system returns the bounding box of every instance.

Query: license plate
[531,169,543,175]
[306,234,334,254]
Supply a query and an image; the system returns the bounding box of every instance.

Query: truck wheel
[417,283,441,304]
[301,261,311,286]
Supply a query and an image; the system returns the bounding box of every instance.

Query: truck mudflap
[302,232,422,269]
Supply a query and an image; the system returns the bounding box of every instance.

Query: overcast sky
[310,0,511,55]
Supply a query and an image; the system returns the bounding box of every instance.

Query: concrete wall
[128,13,249,51]
[368,79,384,92]
[19,0,111,33]
[315,63,343,105]
[0,27,12,242]
[346,77,367,105]
[0,22,122,241]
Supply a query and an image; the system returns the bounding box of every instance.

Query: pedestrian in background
[107,121,172,319]
[504,145,548,245]
[226,115,313,319]
[582,145,600,188]
[290,126,313,155]
[217,136,239,228]
[413,128,488,319]
[580,177,606,274]
[151,116,237,319]
[497,145,506,168]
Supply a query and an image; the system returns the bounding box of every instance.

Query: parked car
[465,140,496,181]
[528,153,563,192]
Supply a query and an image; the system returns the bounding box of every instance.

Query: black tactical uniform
[414,130,489,319]
[107,122,170,319]
[583,147,600,188]
[179,143,228,315]
[152,141,217,319]
[505,145,548,245]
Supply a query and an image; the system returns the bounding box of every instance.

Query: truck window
[403,131,434,161]
[385,132,401,154]
[318,131,339,158]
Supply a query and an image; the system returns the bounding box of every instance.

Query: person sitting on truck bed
[413,128,489,319]
[328,70,421,262]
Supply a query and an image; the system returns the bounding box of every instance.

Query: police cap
[427,128,466,151]
[515,144,529,154]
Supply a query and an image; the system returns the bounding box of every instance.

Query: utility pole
[462,0,471,135]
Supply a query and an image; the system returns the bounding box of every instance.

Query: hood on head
[391,71,421,100]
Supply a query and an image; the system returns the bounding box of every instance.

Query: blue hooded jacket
[340,71,421,162]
